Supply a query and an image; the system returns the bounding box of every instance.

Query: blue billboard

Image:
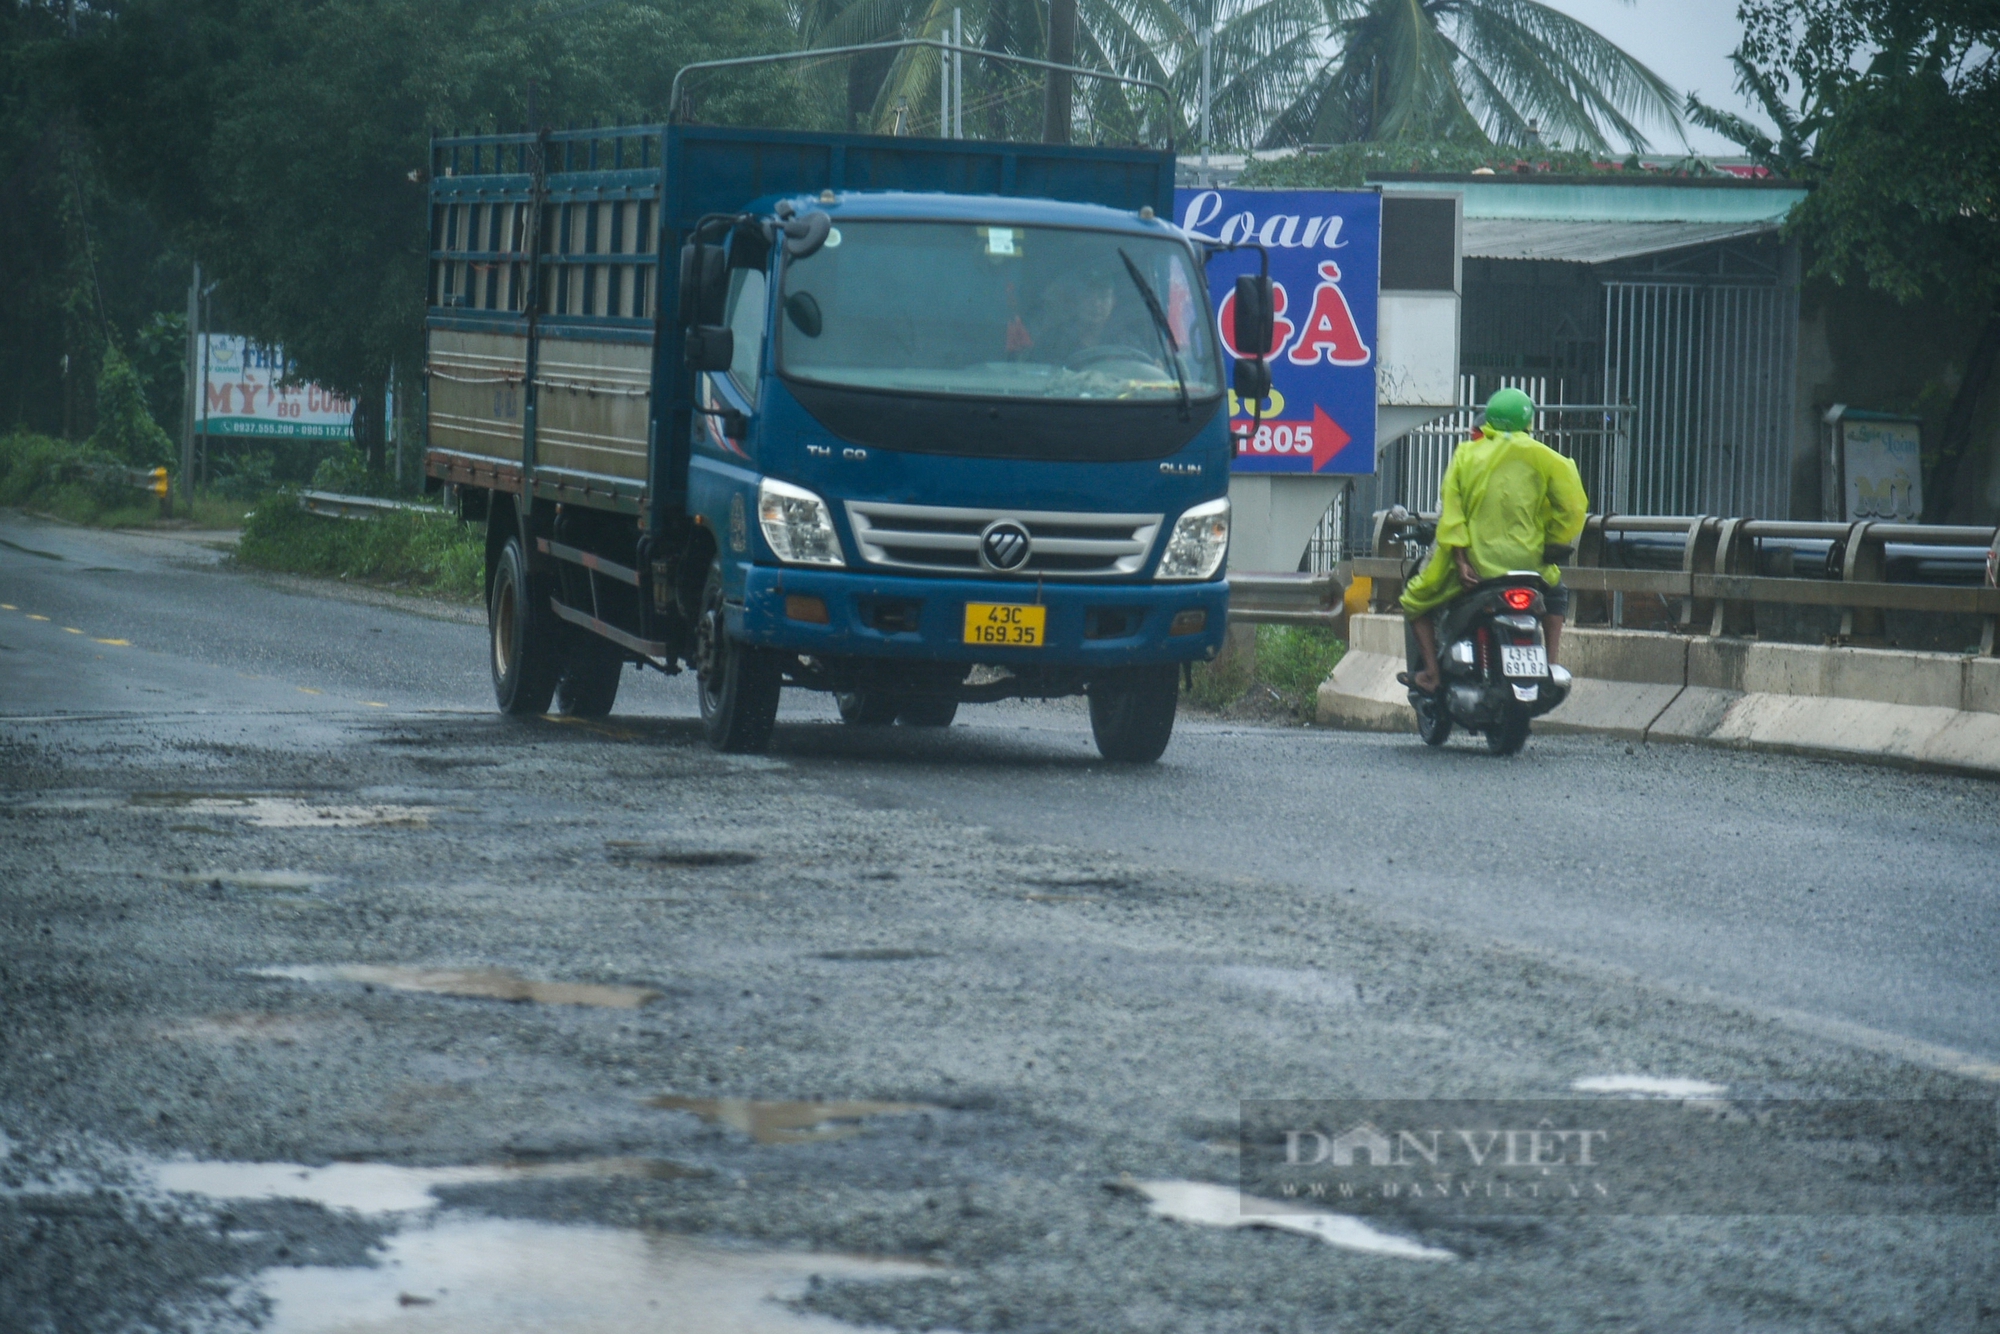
[1176,187,1380,475]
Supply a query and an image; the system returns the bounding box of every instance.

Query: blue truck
[424,112,1272,761]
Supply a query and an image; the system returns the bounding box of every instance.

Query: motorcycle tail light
[1502,587,1536,610]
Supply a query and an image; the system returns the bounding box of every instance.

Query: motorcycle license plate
[1501,645,1548,678]
[964,602,1045,647]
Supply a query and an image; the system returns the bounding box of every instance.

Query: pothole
[156,1012,334,1045]
[813,948,942,963]
[1128,1179,1455,1260]
[254,1217,946,1334]
[606,841,760,868]
[1571,1076,1728,1099]
[648,1097,937,1145]
[178,871,332,892]
[133,794,436,828]
[254,965,661,1009]
[150,1155,700,1213]
[1209,966,1360,1007]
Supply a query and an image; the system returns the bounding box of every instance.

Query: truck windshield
[776,222,1222,403]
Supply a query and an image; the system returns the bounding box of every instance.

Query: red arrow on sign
[1310,405,1351,472]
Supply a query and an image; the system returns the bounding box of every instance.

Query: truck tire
[1088,664,1179,763]
[489,535,561,716]
[897,695,959,727]
[836,692,900,726]
[557,630,624,718]
[695,565,781,752]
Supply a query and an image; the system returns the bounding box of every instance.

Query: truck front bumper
[731,566,1229,668]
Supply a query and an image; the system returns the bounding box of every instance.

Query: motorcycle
[1390,516,1572,755]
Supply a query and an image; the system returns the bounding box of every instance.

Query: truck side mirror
[684,325,734,372]
[1232,274,1275,356]
[678,243,727,327]
[1232,357,1271,403]
[781,211,832,259]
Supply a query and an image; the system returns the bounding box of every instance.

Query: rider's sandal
[1396,671,1438,694]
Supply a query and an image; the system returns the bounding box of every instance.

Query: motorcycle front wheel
[1415,692,1453,747]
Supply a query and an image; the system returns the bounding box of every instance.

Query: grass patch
[1184,624,1346,722]
[0,431,255,529]
[236,493,483,601]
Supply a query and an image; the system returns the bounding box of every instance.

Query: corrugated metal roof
[1463,218,1780,264]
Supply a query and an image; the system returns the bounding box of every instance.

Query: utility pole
[180,262,200,518]
[1043,0,1076,144]
[953,9,964,140]
[940,29,950,137]
[1200,23,1213,178]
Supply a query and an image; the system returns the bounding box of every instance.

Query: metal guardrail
[297,490,449,521]
[1226,572,1345,628]
[1359,512,2000,655]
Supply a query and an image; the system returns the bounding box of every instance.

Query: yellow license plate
[963,602,1046,647]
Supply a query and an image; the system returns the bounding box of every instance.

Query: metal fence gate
[1602,281,1797,518]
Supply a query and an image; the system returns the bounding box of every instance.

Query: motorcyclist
[1400,387,1588,694]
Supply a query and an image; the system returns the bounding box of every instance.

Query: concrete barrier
[1318,613,2000,777]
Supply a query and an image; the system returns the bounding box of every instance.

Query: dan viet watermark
[1238,1100,1997,1217]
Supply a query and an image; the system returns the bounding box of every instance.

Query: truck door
[698,266,767,459]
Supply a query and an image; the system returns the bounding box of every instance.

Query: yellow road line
[26,614,48,621]
[94,638,131,646]
[297,687,323,696]
[63,627,83,634]
[0,603,15,610]
[363,701,389,708]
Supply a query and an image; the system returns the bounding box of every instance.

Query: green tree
[1263,0,1686,151]
[70,0,803,475]
[1709,0,1998,514]
[88,345,174,469]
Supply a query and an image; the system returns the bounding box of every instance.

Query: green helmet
[1484,387,1534,433]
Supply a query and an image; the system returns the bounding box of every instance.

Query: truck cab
[689,190,1231,754]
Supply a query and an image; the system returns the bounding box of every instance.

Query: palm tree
[790,0,1322,149]
[1262,0,1686,152]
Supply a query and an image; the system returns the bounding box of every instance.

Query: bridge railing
[1353,512,2000,656]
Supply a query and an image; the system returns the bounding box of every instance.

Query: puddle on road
[649,1097,936,1145]
[151,1155,698,1213]
[132,794,436,828]
[157,1012,331,1045]
[1210,966,1360,1008]
[813,948,942,962]
[179,870,332,892]
[1131,1180,1455,1261]
[1572,1075,1728,1099]
[255,965,661,1009]
[606,841,760,868]
[256,1217,945,1334]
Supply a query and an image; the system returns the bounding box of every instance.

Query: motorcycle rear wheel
[1486,706,1531,756]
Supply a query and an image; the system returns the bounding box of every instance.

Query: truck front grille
[844,501,1162,579]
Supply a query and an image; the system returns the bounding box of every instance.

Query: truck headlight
[757,478,844,566]
[1157,497,1229,580]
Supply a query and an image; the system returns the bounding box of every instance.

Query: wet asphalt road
[2,511,1997,1334]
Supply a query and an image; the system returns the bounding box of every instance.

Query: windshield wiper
[1117,248,1189,420]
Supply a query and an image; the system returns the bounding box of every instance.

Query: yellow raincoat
[1400,427,1588,617]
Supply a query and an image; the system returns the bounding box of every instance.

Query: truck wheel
[557,631,624,718]
[897,695,959,728]
[695,565,781,752]
[1088,664,1179,763]
[836,692,900,726]
[1486,706,1531,756]
[490,535,561,716]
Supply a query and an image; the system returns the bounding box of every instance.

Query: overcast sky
[1538,0,1773,156]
